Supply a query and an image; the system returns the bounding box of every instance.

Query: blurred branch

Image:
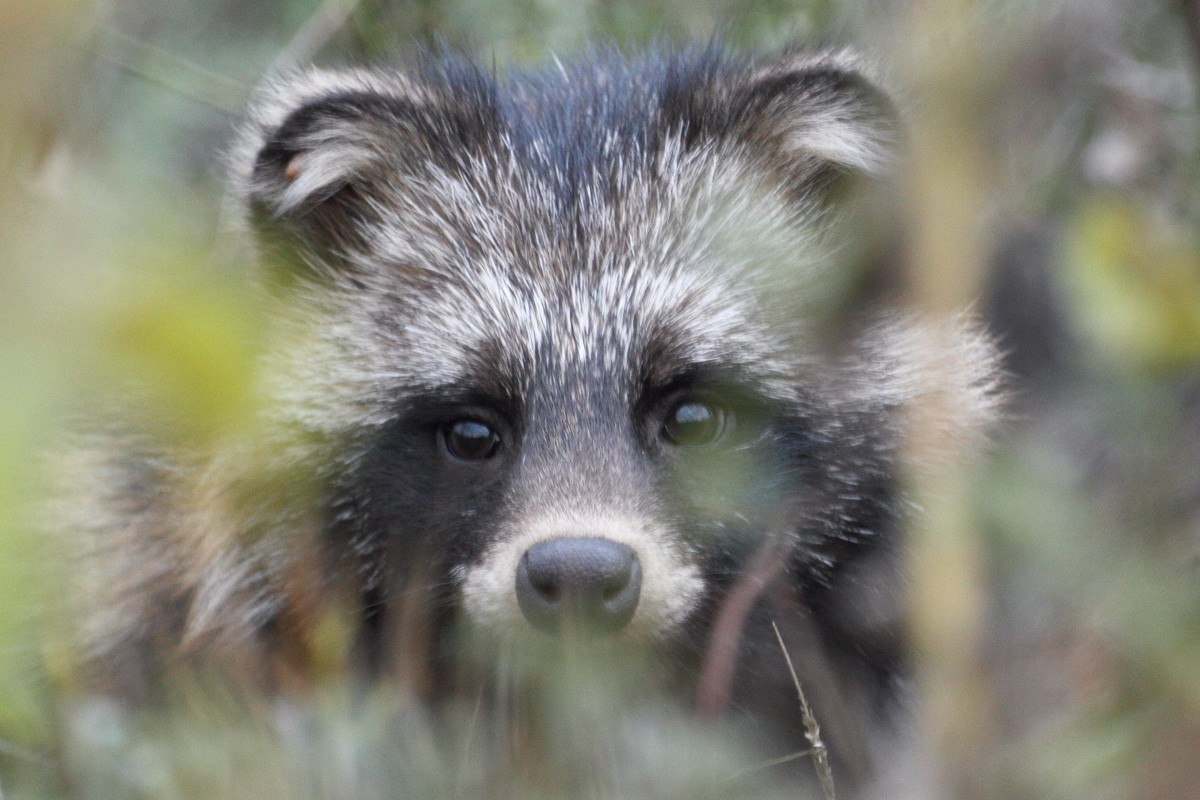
[694,535,788,717]
[902,0,996,797]
[93,27,246,112]
[268,0,362,75]
[0,735,53,769]
[1178,0,1200,78]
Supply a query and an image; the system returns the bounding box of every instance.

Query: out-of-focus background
[1,1,1199,798]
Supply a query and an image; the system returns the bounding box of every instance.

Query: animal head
[227,47,994,654]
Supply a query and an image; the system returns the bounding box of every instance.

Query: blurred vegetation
[2,0,1200,798]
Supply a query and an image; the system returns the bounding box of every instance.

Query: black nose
[515,537,642,635]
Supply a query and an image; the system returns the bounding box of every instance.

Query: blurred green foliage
[2,0,1200,798]
[1066,194,1200,373]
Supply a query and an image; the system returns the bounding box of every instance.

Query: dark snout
[515,538,642,635]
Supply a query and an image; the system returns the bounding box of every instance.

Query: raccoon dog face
[231,48,995,672]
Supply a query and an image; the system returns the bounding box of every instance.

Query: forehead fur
[275,146,829,428]
[246,47,895,432]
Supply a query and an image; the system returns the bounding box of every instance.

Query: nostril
[515,537,642,635]
[536,580,560,603]
[602,553,642,616]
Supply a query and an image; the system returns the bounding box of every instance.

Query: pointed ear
[229,67,497,280]
[726,51,900,190]
[690,52,902,328]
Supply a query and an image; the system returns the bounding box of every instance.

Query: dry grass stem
[771,620,835,800]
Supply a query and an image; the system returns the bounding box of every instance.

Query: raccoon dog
[65,45,999,795]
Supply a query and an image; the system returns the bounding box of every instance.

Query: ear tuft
[230,69,411,219]
[225,64,497,276]
[249,90,405,218]
[735,51,901,180]
[853,313,1004,477]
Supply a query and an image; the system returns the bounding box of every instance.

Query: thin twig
[93,27,246,112]
[772,620,836,800]
[731,749,814,778]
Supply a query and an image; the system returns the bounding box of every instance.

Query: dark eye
[661,400,728,447]
[442,419,502,461]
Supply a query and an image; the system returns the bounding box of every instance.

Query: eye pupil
[662,401,726,446]
[444,419,501,460]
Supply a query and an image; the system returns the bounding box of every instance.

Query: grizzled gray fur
[64,44,1000,797]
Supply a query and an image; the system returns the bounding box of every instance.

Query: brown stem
[694,535,790,716]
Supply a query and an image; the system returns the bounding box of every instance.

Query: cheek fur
[458,514,705,640]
